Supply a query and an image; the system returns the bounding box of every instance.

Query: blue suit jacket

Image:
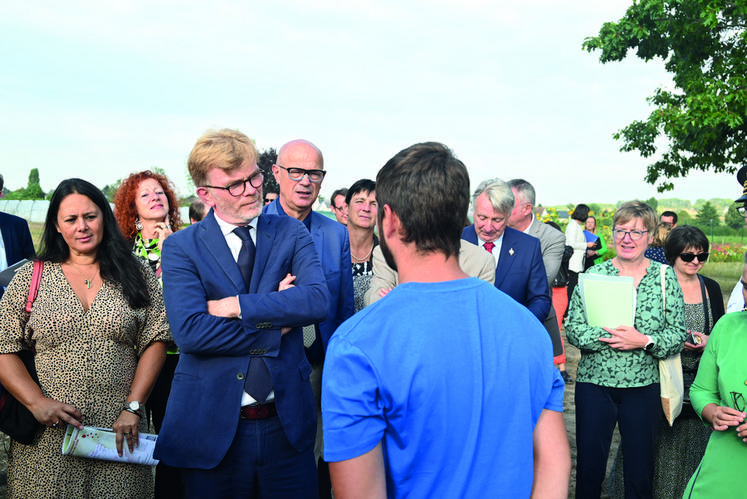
[154,211,330,468]
[462,225,550,321]
[0,212,35,299]
[263,200,354,362]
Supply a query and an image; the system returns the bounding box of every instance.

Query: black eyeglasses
[679,252,709,263]
[275,164,326,183]
[731,391,745,412]
[203,171,264,197]
[612,229,648,241]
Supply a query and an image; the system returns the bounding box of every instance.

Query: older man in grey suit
[507,179,570,380]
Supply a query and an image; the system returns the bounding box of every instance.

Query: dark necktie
[233,226,255,289]
[234,226,272,403]
[484,241,495,253]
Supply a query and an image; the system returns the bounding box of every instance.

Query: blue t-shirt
[322,278,564,498]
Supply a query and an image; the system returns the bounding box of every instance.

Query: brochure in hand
[61,424,159,466]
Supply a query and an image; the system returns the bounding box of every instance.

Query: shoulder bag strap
[660,263,667,315]
[22,260,43,327]
[697,274,710,334]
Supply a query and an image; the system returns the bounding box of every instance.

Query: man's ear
[523,203,533,218]
[380,204,401,240]
[196,187,216,209]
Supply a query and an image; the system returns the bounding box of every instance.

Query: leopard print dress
[0,261,171,498]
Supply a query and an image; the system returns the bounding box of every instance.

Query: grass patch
[702,261,741,307]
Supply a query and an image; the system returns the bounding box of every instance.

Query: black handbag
[553,245,573,288]
[0,260,43,444]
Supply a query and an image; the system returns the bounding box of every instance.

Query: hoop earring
[135,217,143,231]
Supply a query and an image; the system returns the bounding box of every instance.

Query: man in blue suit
[462,178,550,322]
[154,129,330,498]
[263,139,354,498]
[0,175,36,299]
[263,139,354,363]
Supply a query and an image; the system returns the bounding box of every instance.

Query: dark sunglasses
[679,252,709,263]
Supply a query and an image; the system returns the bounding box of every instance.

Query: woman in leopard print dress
[0,178,170,498]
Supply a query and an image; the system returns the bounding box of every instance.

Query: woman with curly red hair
[114,171,182,279]
[113,170,184,498]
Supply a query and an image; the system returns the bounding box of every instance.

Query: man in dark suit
[263,139,354,362]
[0,175,36,299]
[154,129,330,498]
[462,178,550,322]
[507,179,571,380]
[263,139,354,497]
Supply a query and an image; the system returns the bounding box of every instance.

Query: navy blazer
[263,200,354,362]
[462,225,550,321]
[154,211,330,469]
[0,212,35,299]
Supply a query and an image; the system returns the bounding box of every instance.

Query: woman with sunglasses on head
[566,201,686,499]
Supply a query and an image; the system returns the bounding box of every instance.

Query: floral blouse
[565,260,686,387]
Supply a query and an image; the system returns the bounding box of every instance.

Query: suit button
[237,372,244,380]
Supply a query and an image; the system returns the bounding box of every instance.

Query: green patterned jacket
[566,260,686,387]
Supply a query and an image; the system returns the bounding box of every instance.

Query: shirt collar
[275,199,312,232]
[214,213,258,238]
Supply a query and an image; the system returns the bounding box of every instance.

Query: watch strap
[122,407,142,418]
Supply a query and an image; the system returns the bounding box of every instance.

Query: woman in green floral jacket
[566,201,686,499]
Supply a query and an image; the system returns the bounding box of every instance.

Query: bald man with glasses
[263,139,354,498]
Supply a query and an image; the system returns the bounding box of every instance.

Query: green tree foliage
[725,202,745,229]
[258,148,279,195]
[583,1,747,192]
[102,180,121,203]
[645,196,658,210]
[694,201,722,230]
[24,168,44,199]
[659,198,692,210]
[5,168,45,200]
[151,166,167,177]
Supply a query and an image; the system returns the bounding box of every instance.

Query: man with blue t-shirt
[321,142,570,498]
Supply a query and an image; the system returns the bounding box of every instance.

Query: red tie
[484,242,495,253]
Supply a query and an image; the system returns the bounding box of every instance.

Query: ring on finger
[51,422,58,427]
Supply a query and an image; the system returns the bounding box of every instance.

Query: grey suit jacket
[525,218,566,356]
[526,218,566,288]
[365,240,495,306]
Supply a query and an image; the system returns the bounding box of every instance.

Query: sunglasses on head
[679,252,709,263]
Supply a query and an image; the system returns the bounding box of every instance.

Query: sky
[1,0,741,207]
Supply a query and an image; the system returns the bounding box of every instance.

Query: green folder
[579,273,635,328]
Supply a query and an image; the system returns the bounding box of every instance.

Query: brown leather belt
[240,401,277,420]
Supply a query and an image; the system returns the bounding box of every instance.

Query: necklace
[351,243,374,262]
[67,262,99,289]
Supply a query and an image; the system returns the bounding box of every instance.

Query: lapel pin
[509,248,514,256]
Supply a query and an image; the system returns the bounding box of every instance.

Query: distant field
[29,222,43,251]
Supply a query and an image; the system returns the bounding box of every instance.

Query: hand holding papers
[62,425,158,465]
[579,273,644,351]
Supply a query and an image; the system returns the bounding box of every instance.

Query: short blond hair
[613,200,657,234]
[188,129,258,187]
